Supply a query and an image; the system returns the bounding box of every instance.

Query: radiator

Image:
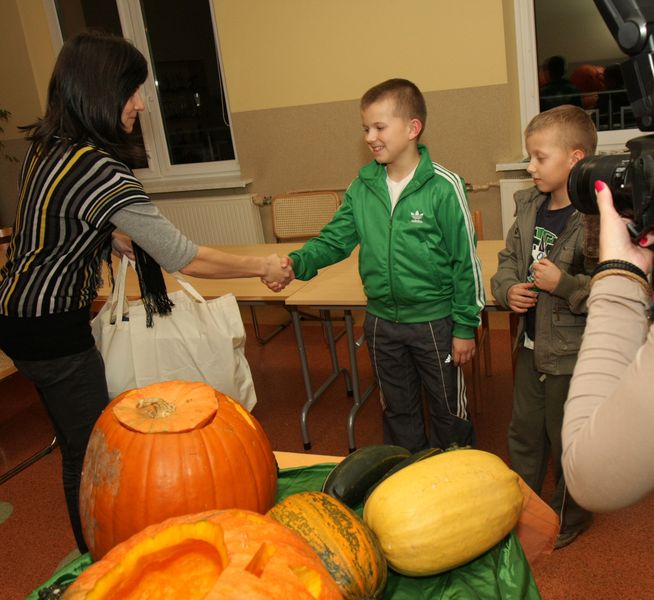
[154,194,265,245]
[499,179,532,239]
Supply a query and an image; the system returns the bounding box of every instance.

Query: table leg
[250,304,291,345]
[344,310,377,453]
[290,307,352,450]
[0,436,58,485]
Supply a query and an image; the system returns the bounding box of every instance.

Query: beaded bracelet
[592,259,649,284]
[591,269,651,295]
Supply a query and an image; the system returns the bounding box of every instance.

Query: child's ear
[570,148,585,166]
[409,118,423,140]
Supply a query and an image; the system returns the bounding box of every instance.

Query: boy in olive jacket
[491,105,597,549]
[289,79,484,453]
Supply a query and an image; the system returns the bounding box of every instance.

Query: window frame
[513,0,640,155]
[42,0,251,193]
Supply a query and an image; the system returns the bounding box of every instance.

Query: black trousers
[14,346,109,552]
[363,313,475,453]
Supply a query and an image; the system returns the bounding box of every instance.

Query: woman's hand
[261,254,294,291]
[111,232,135,260]
[595,180,654,274]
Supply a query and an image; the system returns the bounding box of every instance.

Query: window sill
[140,173,253,195]
[496,161,529,172]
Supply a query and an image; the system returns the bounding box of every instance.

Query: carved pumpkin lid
[113,380,218,433]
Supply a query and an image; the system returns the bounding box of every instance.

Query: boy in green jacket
[288,78,484,452]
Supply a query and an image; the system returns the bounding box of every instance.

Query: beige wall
[0,0,524,239]
[215,0,507,112]
[235,84,512,240]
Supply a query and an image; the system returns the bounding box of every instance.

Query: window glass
[534,0,633,132]
[140,0,235,165]
[52,0,238,183]
[55,0,122,38]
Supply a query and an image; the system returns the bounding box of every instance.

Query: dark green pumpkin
[322,444,410,507]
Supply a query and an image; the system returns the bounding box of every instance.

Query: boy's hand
[261,254,295,292]
[507,282,538,313]
[452,337,475,366]
[531,258,561,292]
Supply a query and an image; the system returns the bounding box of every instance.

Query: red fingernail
[639,236,649,247]
[594,180,606,192]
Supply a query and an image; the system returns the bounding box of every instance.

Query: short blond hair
[360,79,427,135]
[525,105,597,156]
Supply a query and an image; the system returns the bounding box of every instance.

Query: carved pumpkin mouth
[65,510,343,600]
[84,521,227,599]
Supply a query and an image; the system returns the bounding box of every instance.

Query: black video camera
[568,0,654,239]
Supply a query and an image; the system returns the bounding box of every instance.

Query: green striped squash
[268,491,387,600]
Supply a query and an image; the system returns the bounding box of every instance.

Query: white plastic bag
[92,255,257,410]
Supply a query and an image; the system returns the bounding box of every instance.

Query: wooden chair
[471,210,492,415]
[250,191,342,344]
[271,191,341,242]
[0,226,58,484]
[0,226,12,259]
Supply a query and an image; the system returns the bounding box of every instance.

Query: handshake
[261,254,295,292]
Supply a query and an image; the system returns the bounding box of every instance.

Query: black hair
[20,30,148,166]
[545,56,566,81]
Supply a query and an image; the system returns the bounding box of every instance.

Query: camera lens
[568,153,634,216]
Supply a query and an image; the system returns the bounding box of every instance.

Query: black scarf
[106,243,174,327]
[132,243,174,327]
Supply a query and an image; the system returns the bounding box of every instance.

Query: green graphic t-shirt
[525,198,576,342]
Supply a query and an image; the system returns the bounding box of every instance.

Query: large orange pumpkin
[63,509,342,600]
[80,380,277,559]
[268,491,387,599]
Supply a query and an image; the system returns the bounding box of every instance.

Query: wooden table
[98,243,309,302]
[94,240,505,453]
[273,450,343,468]
[96,243,315,344]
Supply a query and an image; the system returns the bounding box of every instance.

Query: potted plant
[0,109,18,164]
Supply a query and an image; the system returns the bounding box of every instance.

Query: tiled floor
[1,313,653,599]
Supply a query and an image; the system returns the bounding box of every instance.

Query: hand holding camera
[594,180,654,273]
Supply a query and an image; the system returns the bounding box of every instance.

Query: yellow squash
[363,449,524,576]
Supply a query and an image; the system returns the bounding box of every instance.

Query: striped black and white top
[0,142,148,318]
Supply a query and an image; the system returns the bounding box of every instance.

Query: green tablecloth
[29,463,541,600]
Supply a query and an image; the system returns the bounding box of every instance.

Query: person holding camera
[562,180,654,512]
[491,105,597,548]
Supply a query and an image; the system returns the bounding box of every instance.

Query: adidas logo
[410,210,424,223]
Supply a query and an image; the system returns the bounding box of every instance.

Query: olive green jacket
[491,187,595,374]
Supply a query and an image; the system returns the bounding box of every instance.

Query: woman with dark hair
[0,31,292,552]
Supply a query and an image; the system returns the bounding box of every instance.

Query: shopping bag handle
[108,255,130,325]
[170,271,207,304]
[107,256,208,325]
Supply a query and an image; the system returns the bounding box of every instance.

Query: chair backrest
[271,191,341,242]
[0,226,12,261]
[472,209,484,241]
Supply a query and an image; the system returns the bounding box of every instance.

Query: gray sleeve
[109,202,198,273]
